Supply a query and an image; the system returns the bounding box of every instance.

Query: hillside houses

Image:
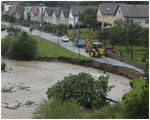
[24,6,32,20]
[60,7,70,26]
[16,6,24,20]
[37,7,47,24]
[115,4,149,28]
[97,3,119,27]
[9,4,17,17]
[30,6,39,22]
[1,2,149,28]
[51,7,61,25]
[43,7,54,24]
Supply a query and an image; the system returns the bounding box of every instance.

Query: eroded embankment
[34,57,142,79]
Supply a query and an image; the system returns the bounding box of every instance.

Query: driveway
[1,22,143,73]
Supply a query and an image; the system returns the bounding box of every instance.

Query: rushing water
[1,59,131,119]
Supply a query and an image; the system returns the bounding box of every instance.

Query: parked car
[61,36,69,42]
[74,38,86,47]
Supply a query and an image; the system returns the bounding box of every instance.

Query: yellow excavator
[85,38,120,57]
[85,39,107,57]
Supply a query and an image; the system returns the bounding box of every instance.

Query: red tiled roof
[10,4,17,13]
[32,6,39,15]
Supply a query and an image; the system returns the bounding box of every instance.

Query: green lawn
[115,45,145,64]
[67,28,99,42]
[1,25,9,29]
[32,36,91,62]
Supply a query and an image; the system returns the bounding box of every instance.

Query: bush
[122,79,149,119]
[8,32,37,60]
[87,103,125,119]
[1,36,12,55]
[69,23,73,29]
[47,72,113,110]
[44,24,56,32]
[32,98,81,119]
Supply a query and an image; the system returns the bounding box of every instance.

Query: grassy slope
[67,28,99,42]
[32,36,91,62]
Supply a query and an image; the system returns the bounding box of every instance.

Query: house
[115,4,149,28]
[37,6,47,25]
[2,4,12,15]
[69,6,97,27]
[51,7,61,25]
[43,7,54,24]
[24,6,32,21]
[60,7,70,26]
[9,4,17,17]
[69,6,84,27]
[97,3,119,27]
[16,6,25,20]
[30,6,39,22]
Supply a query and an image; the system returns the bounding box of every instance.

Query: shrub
[122,79,149,119]
[47,72,113,110]
[87,103,124,119]
[69,23,73,29]
[32,98,81,119]
[2,36,11,55]
[8,32,37,60]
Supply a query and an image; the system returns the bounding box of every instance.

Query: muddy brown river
[1,59,131,119]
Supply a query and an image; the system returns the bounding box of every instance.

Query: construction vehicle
[85,39,107,57]
[105,46,120,56]
[85,39,120,57]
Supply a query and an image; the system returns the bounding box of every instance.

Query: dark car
[74,38,86,47]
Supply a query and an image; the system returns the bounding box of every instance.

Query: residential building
[115,4,149,28]
[24,6,32,20]
[30,6,39,22]
[51,7,61,25]
[16,6,25,20]
[43,7,54,24]
[69,6,84,27]
[69,6,97,27]
[2,4,12,15]
[60,7,70,26]
[9,4,17,17]
[97,3,119,27]
[37,6,47,25]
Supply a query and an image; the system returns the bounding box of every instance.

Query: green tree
[80,8,97,31]
[56,24,68,45]
[8,32,37,60]
[138,28,149,48]
[47,72,113,110]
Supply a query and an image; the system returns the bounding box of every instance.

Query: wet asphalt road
[2,22,143,73]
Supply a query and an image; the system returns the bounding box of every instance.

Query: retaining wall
[35,57,141,80]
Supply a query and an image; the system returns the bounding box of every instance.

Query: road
[2,22,143,73]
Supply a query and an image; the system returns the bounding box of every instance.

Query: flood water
[1,59,131,119]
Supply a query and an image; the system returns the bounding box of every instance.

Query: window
[137,21,141,25]
[145,19,149,24]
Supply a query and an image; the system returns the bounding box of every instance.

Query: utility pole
[78,11,80,38]
[131,21,133,60]
[126,15,129,54]
[73,16,76,40]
